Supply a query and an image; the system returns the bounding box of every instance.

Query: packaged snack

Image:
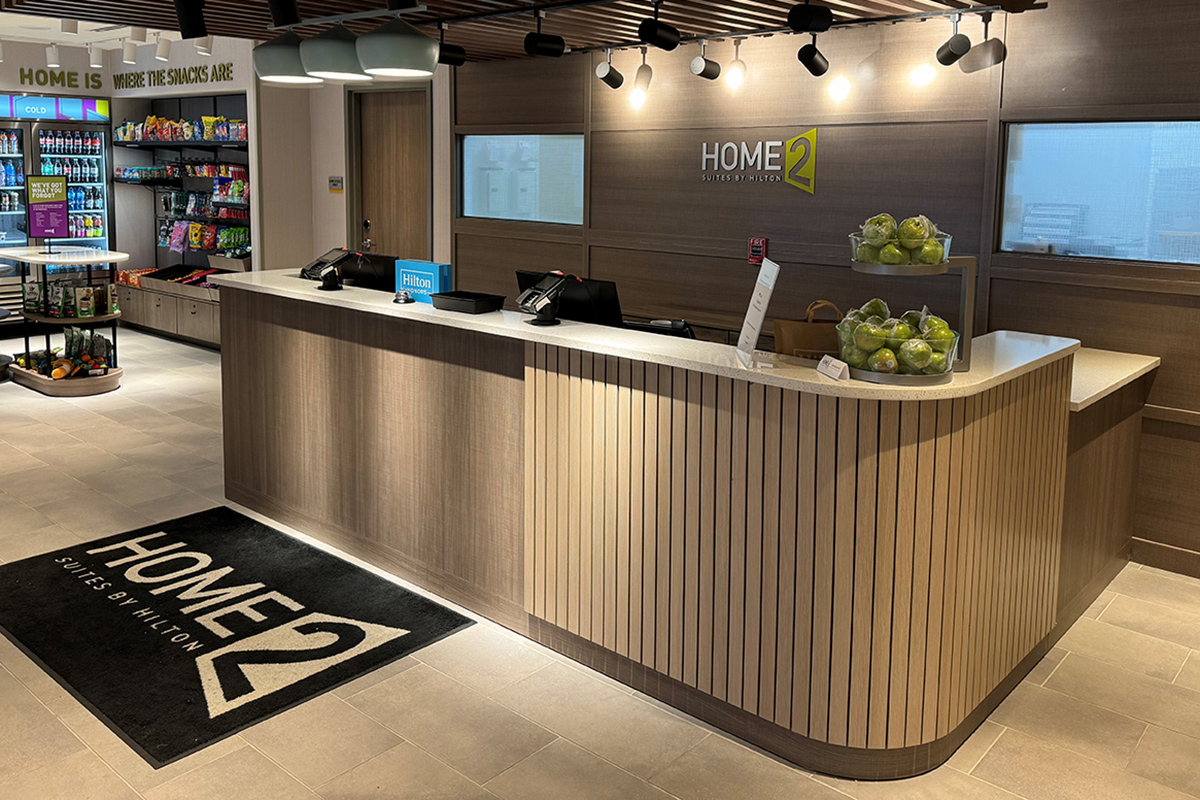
[47,282,63,318]
[202,116,218,140]
[202,225,217,251]
[22,281,43,313]
[74,286,95,317]
[61,283,77,318]
[169,221,188,254]
[188,222,204,250]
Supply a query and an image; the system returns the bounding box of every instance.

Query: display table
[216,271,1087,779]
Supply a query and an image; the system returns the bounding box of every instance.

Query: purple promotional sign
[27,176,68,239]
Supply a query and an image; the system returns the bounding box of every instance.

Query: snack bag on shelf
[47,282,63,318]
[74,286,95,317]
[188,222,204,250]
[202,225,218,251]
[169,221,188,254]
[61,283,77,318]
[201,116,218,140]
[22,282,43,313]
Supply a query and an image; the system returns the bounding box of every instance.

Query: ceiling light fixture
[798,33,828,76]
[46,44,60,69]
[937,13,971,66]
[130,26,147,42]
[787,1,833,33]
[726,38,746,89]
[122,39,137,64]
[196,36,214,56]
[300,23,372,81]
[437,23,467,66]
[174,0,209,40]
[266,0,301,29]
[524,10,566,58]
[357,14,438,77]
[630,47,652,109]
[254,31,322,83]
[595,48,623,89]
[62,19,79,35]
[638,1,680,51]
[690,39,720,81]
[88,44,103,68]
[0,41,5,64]
[828,75,850,101]
[155,34,172,62]
[909,63,936,87]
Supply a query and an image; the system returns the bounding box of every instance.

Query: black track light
[638,1,680,51]
[936,14,971,66]
[690,40,720,80]
[524,11,566,57]
[438,24,466,66]
[798,34,828,76]
[266,0,300,29]
[596,48,624,89]
[787,1,833,33]
[174,0,208,40]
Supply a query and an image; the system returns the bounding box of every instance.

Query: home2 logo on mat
[699,128,817,193]
[196,612,409,717]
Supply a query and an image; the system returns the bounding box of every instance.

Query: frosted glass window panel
[462,135,584,224]
[1002,122,1200,265]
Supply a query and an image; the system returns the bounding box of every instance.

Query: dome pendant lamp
[254,31,323,84]
[300,23,372,81]
[356,15,439,77]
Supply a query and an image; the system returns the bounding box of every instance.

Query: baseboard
[1131,538,1200,580]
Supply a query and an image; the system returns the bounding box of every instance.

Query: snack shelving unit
[2,247,130,397]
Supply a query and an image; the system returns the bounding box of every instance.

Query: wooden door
[357,90,430,259]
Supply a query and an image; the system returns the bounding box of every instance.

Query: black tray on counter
[430,291,505,314]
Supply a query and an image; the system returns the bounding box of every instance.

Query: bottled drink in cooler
[0,135,8,155]
[10,133,18,154]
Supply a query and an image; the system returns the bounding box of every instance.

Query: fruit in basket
[854,241,882,264]
[924,351,950,375]
[866,347,899,373]
[860,213,897,247]
[900,309,924,330]
[859,298,890,319]
[878,243,909,265]
[899,338,934,370]
[925,326,958,354]
[897,215,938,250]
[913,238,946,265]
[840,342,869,369]
[883,319,914,350]
[854,321,887,352]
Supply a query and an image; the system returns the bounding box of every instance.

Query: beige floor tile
[988,681,1146,765]
[153,419,225,454]
[416,624,553,696]
[2,423,82,454]
[493,661,708,779]
[1100,594,1200,652]
[30,443,131,479]
[29,406,110,434]
[116,440,214,475]
[649,734,845,800]
[169,404,224,432]
[123,390,209,415]
[80,464,188,506]
[317,742,494,800]
[96,404,186,435]
[973,728,1190,800]
[0,637,78,715]
[1058,616,1190,681]
[1084,590,1117,619]
[164,462,225,493]
[1110,568,1200,616]
[3,466,92,507]
[240,694,403,788]
[1045,654,1200,740]
[1127,725,1200,798]
[54,702,247,794]
[487,738,670,800]
[0,525,82,562]
[0,496,56,533]
[331,656,419,699]
[945,720,1006,772]
[34,492,151,539]
[0,668,88,784]
[347,663,556,783]
[143,745,319,800]
[130,488,219,522]
[1175,652,1200,692]
[1024,647,1067,685]
[68,422,162,454]
[0,750,139,800]
[0,443,47,475]
[814,764,1023,799]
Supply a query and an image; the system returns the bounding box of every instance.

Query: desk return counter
[216,271,1102,779]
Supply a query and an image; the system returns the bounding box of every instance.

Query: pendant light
[356,14,438,77]
[255,31,323,84]
[690,40,720,81]
[437,24,467,67]
[46,44,60,69]
[122,39,137,65]
[787,1,834,33]
[88,44,103,69]
[798,33,829,76]
[174,0,208,41]
[300,24,372,81]
[726,38,746,89]
[0,41,5,64]
[524,11,566,58]
[937,14,971,66]
[630,48,652,109]
[155,34,172,62]
[638,1,680,51]
[595,48,623,89]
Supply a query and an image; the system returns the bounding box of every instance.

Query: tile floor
[2,329,1200,798]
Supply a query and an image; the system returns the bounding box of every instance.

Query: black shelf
[212,199,248,208]
[116,177,182,187]
[156,214,249,224]
[115,140,247,151]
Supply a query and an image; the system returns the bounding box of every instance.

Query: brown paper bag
[773,301,843,360]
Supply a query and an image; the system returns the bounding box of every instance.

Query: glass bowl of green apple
[850,213,952,275]
[835,298,959,385]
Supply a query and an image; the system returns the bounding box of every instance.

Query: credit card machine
[300,249,354,281]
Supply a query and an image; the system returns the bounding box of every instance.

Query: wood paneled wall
[524,344,1072,755]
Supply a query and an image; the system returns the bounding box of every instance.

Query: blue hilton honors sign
[395,260,452,303]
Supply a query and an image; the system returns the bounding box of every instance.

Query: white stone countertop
[0,247,130,265]
[1071,347,1160,412]
[213,270,1081,402]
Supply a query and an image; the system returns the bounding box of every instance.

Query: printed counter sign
[0,95,109,122]
[395,259,453,304]
[27,176,68,238]
[700,127,818,194]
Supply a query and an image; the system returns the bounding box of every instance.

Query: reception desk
[216,271,1087,779]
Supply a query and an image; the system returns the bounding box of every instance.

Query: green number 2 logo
[785,129,817,194]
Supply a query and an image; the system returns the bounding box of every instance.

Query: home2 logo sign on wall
[700,128,817,194]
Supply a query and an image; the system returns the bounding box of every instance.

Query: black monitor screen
[516,271,624,328]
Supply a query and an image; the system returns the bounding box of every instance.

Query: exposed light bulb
[726,59,746,89]
[909,63,936,87]
[828,75,851,102]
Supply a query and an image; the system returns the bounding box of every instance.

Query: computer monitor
[516,270,624,328]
